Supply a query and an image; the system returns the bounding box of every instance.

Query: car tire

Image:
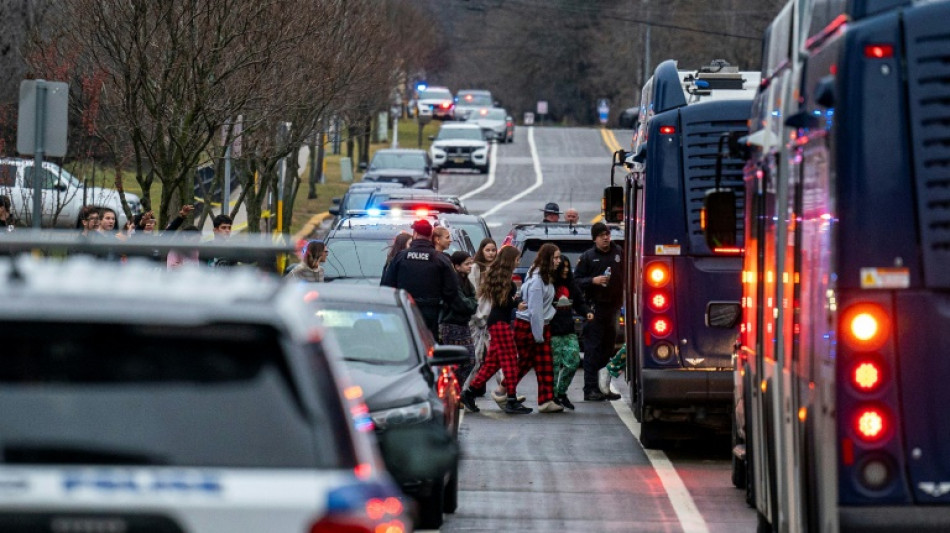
[443,461,459,513]
[416,482,445,529]
[478,165,488,174]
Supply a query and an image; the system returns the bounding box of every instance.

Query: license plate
[452,157,466,164]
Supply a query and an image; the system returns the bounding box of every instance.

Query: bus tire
[639,419,664,449]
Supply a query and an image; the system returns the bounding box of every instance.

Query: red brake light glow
[853,360,883,392]
[414,207,429,218]
[648,292,670,312]
[841,303,890,352]
[440,101,452,109]
[645,262,671,288]
[854,406,887,441]
[659,125,676,135]
[864,44,894,59]
[650,316,672,338]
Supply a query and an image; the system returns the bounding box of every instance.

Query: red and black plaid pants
[469,322,521,397]
[512,319,554,404]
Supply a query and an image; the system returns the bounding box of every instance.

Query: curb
[294,211,331,241]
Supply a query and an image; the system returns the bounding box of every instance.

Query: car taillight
[313,488,407,533]
[645,262,671,288]
[648,292,670,312]
[440,101,452,109]
[840,303,890,351]
[853,406,888,442]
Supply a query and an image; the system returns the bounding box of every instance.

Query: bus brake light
[841,303,890,352]
[645,262,671,288]
[650,317,672,338]
[864,44,894,59]
[648,292,670,312]
[854,406,887,441]
[659,125,676,135]
[853,361,882,392]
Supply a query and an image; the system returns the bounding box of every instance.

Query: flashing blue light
[695,80,710,89]
[771,110,781,117]
[367,208,382,217]
[813,109,822,116]
[416,82,428,92]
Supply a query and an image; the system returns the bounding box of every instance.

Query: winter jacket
[550,279,589,336]
[441,274,478,326]
[575,243,624,310]
[515,270,555,343]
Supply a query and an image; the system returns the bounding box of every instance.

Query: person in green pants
[549,257,591,410]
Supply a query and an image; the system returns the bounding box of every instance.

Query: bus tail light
[851,359,884,393]
[650,316,673,338]
[864,44,894,59]
[840,302,890,352]
[645,262,671,288]
[659,125,676,135]
[652,341,675,363]
[648,292,670,312]
[853,405,888,442]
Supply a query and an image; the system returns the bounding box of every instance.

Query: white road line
[480,127,543,218]
[611,400,710,533]
[458,142,498,200]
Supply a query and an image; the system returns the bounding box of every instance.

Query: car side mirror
[430,344,470,366]
[55,182,68,192]
[358,161,368,172]
[706,301,741,328]
[703,188,737,250]
[331,197,341,205]
[329,207,340,216]
[603,186,624,223]
[428,135,435,141]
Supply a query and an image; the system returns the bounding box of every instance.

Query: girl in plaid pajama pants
[510,243,564,414]
[460,246,532,415]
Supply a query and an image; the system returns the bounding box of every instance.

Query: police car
[0,239,414,533]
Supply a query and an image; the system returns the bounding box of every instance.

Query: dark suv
[362,148,438,190]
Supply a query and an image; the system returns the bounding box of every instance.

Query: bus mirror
[727,131,751,160]
[703,189,737,249]
[603,186,624,223]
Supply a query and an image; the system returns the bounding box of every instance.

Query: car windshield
[371,152,426,170]
[344,191,372,211]
[325,238,391,279]
[448,221,487,246]
[314,304,416,373]
[0,322,348,469]
[459,93,492,106]
[477,109,506,120]
[419,89,451,100]
[437,128,484,141]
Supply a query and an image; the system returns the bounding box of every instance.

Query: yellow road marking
[593,128,623,224]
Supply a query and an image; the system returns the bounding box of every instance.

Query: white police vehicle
[0,238,415,533]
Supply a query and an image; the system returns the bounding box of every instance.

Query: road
[424,125,757,533]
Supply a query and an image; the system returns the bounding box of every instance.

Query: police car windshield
[0,322,348,469]
[315,304,415,371]
[436,127,484,141]
[371,152,426,170]
[325,239,389,280]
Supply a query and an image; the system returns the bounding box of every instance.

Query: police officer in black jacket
[574,222,624,401]
[381,219,459,339]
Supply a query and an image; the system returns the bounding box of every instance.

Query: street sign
[537,101,548,115]
[17,80,69,157]
[598,98,610,126]
[524,112,535,126]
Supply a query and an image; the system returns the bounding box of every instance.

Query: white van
[0,158,141,228]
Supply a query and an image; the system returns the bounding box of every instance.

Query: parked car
[324,224,475,284]
[0,247,415,533]
[303,285,469,529]
[438,213,492,246]
[0,158,141,228]
[453,89,495,120]
[429,123,490,174]
[362,148,438,190]
[365,190,469,214]
[415,86,455,120]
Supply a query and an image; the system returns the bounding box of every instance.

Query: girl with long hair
[507,243,563,413]
[465,238,498,393]
[286,240,327,282]
[548,256,591,410]
[382,232,412,278]
[459,246,531,415]
[439,251,478,385]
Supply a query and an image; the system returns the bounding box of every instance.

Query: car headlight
[432,148,446,157]
[474,148,487,156]
[370,401,433,431]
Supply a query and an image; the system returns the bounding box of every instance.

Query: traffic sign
[524,112,535,126]
[17,80,69,157]
[537,101,548,115]
[598,98,610,126]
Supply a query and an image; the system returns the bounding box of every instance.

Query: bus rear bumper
[642,368,733,404]
[840,506,950,532]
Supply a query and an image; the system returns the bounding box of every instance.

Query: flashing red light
[414,207,429,218]
[659,125,676,135]
[864,44,894,59]
[650,316,672,337]
[440,101,452,109]
[645,262,671,288]
[852,360,883,392]
[648,292,670,312]
[854,406,887,441]
[841,303,890,352]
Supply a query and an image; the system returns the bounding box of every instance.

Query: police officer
[575,222,623,401]
[382,219,459,338]
[541,202,561,223]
